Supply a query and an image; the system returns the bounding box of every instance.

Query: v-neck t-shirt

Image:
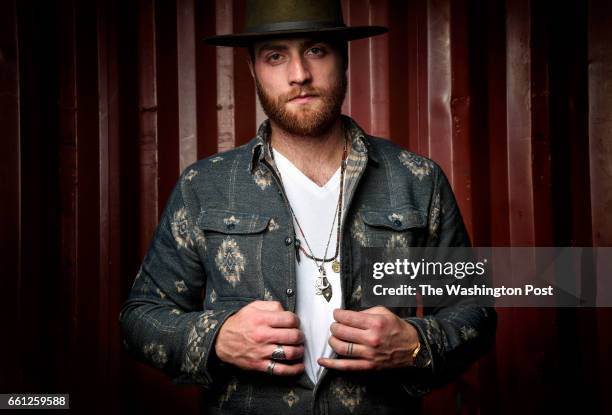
[272,148,343,384]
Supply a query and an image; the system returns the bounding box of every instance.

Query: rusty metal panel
[138,0,160,254]
[505,0,536,247]
[195,0,219,159]
[215,0,236,152]
[56,0,78,396]
[96,1,123,412]
[0,0,21,392]
[589,0,612,248]
[177,0,198,170]
[155,0,180,211]
[3,0,612,413]
[589,2,612,413]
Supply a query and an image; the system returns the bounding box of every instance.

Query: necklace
[296,161,344,275]
[269,133,347,302]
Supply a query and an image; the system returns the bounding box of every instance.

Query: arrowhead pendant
[315,268,333,302]
[321,277,333,302]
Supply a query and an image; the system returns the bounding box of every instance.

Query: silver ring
[266,360,276,375]
[347,342,354,357]
[271,345,287,361]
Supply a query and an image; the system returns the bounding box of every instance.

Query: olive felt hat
[204,0,388,47]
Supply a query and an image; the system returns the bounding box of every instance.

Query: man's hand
[318,306,419,371]
[214,300,305,376]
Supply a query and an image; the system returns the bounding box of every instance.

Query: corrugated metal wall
[1,0,611,413]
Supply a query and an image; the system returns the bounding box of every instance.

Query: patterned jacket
[119,115,497,415]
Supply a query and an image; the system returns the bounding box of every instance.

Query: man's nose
[288,55,312,85]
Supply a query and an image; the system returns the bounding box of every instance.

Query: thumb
[249,300,284,312]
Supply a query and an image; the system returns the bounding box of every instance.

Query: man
[119,1,497,414]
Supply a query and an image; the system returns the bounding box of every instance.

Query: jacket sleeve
[401,165,497,397]
[118,170,236,387]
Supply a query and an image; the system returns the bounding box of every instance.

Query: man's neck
[269,118,346,187]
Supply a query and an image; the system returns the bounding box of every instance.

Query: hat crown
[245,0,345,32]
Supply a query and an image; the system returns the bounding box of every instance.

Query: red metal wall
[1,0,611,413]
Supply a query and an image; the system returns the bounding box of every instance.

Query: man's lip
[288,94,318,102]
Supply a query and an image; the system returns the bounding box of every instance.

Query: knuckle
[249,300,266,311]
[372,306,384,312]
[280,312,292,327]
[368,335,382,348]
[371,318,384,330]
[291,346,302,359]
[288,330,301,344]
[289,313,300,327]
[251,313,264,325]
[252,327,267,344]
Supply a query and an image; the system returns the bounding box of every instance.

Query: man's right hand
[214,300,305,376]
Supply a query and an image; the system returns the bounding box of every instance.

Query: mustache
[282,88,322,102]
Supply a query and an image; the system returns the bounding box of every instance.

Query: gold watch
[410,340,431,369]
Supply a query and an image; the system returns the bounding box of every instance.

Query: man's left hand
[317,306,419,371]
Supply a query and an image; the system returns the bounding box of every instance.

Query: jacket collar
[248,115,380,174]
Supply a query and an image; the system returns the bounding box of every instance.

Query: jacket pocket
[359,204,427,248]
[198,209,270,301]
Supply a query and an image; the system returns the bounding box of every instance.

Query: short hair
[247,38,349,71]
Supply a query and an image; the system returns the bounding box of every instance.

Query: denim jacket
[119,115,497,415]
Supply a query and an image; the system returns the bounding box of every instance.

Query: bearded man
[119,1,497,414]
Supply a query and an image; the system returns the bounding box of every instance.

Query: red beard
[255,73,347,137]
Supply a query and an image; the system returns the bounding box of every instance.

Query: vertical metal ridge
[216,0,236,152]
[177,0,198,170]
[138,0,159,254]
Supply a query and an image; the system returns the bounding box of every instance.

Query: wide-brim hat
[204,0,388,47]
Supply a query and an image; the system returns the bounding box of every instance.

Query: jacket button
[285,236,293,245]
[286,288,294,297]
[393,219,402,227]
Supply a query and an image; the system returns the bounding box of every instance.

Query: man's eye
[267,53,282,62]
[307,47,325,56]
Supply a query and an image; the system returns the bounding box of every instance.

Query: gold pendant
[332,259,341,273]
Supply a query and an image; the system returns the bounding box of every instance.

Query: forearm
[121,280,241,383]
[120,299,233,384]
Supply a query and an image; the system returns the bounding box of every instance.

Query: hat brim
[204,25,388,47]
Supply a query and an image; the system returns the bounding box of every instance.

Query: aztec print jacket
[119,115,497,415]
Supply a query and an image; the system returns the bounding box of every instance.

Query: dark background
[1,0,611,413]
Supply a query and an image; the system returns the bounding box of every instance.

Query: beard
[255,72,347,137]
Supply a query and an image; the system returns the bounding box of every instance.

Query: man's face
[250,38,347,137]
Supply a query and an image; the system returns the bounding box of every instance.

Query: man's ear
[247,56,255,80]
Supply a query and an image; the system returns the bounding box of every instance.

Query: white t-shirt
[272,148,343,384]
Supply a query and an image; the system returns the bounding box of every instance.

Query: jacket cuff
[399,317,437,398]
[173,308,238,387]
